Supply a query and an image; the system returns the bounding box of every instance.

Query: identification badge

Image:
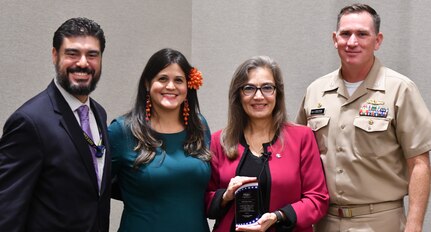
[310,108,325,115]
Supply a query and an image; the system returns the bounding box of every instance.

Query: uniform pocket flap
[307,116,330,131]
[353,116,390,132]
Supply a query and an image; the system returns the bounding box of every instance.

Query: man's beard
[55,64,101,96]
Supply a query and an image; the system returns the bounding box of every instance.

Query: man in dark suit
[0,17,111,232]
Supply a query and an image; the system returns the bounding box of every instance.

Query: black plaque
[235,181,260,226]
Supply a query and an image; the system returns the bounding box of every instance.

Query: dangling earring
[182,99,190,126]
[145,94,152,122]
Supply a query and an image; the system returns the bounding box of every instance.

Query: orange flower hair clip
[188,67,203,90]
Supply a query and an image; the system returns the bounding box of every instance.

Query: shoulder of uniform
[306,69,339,91]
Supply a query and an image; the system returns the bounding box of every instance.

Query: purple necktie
[76,105,100,189]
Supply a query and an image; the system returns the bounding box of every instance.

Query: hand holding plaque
[235,181,260,227]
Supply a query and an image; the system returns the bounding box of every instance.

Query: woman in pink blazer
[205,56,329,232]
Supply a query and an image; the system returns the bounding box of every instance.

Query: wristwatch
[274,210,284,223]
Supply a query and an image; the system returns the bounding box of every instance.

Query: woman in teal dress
[108,48,211,232]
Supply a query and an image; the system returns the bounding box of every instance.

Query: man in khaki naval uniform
[296,3,431,232]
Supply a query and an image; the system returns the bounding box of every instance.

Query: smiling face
[240,67,276,122]
[53,36,102,102]
[333,12,383,69]
[149,63,187,116]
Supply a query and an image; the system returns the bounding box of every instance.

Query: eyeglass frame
[241,84,277,97]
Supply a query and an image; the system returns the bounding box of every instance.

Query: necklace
[244,133,268,157]
[249,144,263,156]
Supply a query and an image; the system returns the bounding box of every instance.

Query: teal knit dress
[108,116,211,232]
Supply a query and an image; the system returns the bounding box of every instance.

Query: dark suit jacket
[0,81,111,232]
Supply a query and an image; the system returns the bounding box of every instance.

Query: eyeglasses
[241,84,276,96]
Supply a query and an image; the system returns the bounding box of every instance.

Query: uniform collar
[323,57,386,95]
[362,58,386,91]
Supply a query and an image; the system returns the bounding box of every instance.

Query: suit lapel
[47,81,100,193]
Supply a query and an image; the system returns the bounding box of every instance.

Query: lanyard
[82,131,105,158]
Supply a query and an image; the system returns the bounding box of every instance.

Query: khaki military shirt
[296,58,431,205]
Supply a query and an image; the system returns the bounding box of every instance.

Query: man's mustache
[67,67,95,75]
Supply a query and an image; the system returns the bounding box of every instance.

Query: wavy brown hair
[221,56,288,159]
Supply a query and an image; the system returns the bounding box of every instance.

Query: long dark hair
[125,48,210,168]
